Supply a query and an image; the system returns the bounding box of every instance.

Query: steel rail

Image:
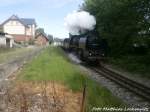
[92,66,150,102]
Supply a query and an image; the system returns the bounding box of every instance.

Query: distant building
[0,15,36,43]
[35,32,49,46]
[0,32,14,48]
[53,38,62,46]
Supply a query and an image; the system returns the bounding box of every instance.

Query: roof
[35,32,49,41]
[0,32,8,35]
[0,32,13,39]
[20,18,36,26]
[0,32,6,36]
[1,15,36,27]
[5,35,14,39]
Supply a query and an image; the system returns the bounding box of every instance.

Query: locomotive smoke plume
[64,11,96,35]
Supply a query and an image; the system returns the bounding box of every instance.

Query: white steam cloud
[64,11,96,35]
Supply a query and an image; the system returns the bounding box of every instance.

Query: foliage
[35,28,45,35]
[109,53,150,79]
[82,0,150,55]
[0,27,3,32]
[48,34,53,44]
[28,39,34,45]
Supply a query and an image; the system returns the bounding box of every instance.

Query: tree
[48,34,53,44]
[0,26,3,33]
[36,28,45,35]
[82,0,150,55]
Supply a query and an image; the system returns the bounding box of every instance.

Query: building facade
[35,33,49,46]
[1,15,36,43]
[0,33,14,48]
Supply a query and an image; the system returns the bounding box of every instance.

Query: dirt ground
[0,81,82,112]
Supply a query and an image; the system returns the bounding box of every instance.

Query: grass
[17,47,125,111]
[109,54,150,79]
[0,47,33,63]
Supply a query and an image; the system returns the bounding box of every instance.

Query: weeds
[0,81,81,112]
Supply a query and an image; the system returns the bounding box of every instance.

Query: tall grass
[0,48,33,63]
[18,47,125,111]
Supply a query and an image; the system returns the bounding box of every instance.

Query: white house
[0,15,36,43]
[0,33,14,48]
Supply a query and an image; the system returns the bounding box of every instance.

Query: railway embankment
[67,51,150,108]
[103,64,150,88]
[108,56,150,80]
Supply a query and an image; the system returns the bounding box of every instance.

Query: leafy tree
[82,0,150,55]
[0,26,3,33]
[48,34,53,44]
[35,28,45,35]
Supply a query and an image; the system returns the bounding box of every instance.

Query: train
[63,31,108,63]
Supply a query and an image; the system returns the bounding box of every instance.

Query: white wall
[32,24,36,38]
[0,35,14,48]
[3,20,36,41]
[26,26,32,36]
[10,39,14,48]
[26,24,36,38]
[53,42,61,46]
[4,20,25,35]
[0,36,6,46]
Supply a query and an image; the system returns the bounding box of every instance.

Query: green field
[0,47,33,63]
[17,47,125,111]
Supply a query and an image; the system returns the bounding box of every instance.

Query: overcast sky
[0,0,83,38]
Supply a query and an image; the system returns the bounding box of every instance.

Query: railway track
[62,48,150,103]
[92,66,150,102]
[64,49,150,106]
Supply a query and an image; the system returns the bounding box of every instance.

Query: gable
[3,20,26,35]
[1,15,36,29]
[4,20,24,26]
[1,15,32,28]
[36,33,49,41]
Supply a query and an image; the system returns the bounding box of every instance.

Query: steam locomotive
[63,31,108,62]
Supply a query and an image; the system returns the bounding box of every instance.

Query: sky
[0,0,84,38]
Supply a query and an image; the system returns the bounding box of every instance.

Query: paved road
[0,47,43,87]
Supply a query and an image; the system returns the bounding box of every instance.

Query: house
[0,15,36,43]
[0,32,14,48]
[35,32,49,46]
[53,38,62,46]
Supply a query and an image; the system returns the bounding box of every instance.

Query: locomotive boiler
[63,31,108,62]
